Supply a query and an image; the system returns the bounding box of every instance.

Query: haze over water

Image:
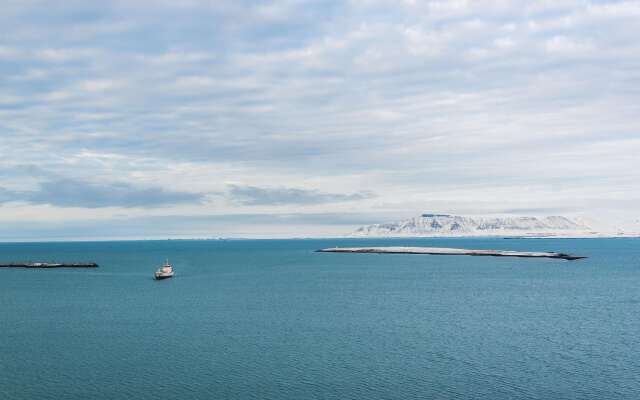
[1,238,638,399]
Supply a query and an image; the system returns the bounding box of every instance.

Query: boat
[154,259,174,280]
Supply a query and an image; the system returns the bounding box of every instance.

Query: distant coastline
[0,234,638,244]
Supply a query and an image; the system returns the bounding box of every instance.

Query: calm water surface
[1,238,639,399]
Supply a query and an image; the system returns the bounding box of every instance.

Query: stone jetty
[0,262,99,268]
[317,247,586,260]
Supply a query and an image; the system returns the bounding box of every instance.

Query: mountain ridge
[352,213,603,237]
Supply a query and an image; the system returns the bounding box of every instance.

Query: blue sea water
[0,237,639,400]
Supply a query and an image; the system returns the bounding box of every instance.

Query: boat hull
[154,273,174,280]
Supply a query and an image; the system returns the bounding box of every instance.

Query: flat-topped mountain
[352,214,597,237]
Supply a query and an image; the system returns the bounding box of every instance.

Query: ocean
[1,238,638,399]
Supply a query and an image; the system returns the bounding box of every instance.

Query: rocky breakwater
[318,247,586,260]
[0,262,99,268]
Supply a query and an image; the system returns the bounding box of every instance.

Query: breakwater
[318,246,586,260]
[0,262,98,268]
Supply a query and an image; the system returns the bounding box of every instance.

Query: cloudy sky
[1,0,639,240]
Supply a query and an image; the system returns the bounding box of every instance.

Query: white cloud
[0,46,21,59]
[35,48,103,62]
[587,1,640,17]
[0,95,24,105]
[78,79,122,92]
[545,35,594,55]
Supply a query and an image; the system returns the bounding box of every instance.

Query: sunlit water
[1,238,639,399]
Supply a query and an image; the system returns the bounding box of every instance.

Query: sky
[1,0,639,240]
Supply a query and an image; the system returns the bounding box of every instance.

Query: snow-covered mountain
[352,213,600,237]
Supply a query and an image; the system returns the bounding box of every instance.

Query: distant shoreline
[0,234,637,244]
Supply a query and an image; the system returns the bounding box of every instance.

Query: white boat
[154,259,174,280]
